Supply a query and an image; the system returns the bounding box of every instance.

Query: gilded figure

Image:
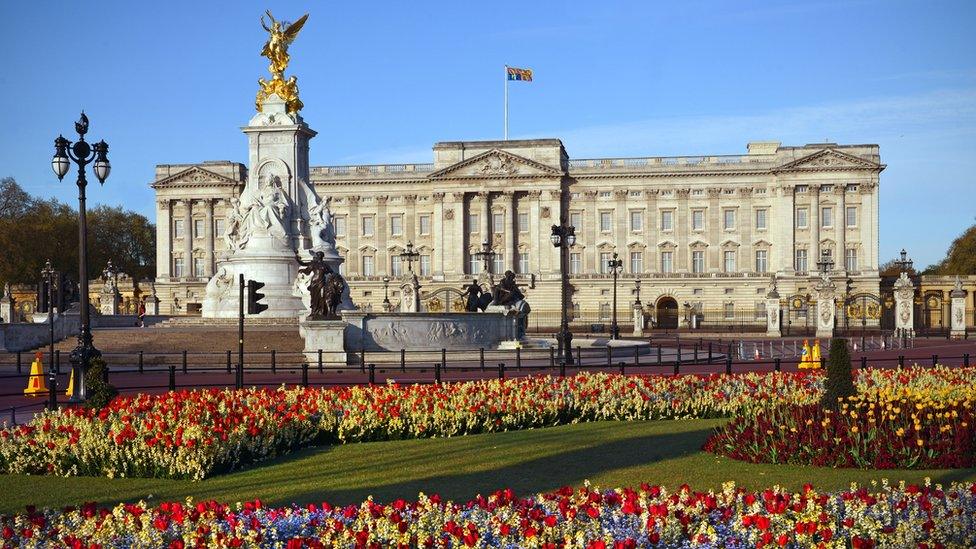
[256,11,309,114]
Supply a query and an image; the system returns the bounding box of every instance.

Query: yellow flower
[916,439,924,447]
[851,426,859,433]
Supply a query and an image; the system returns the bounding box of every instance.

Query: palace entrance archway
[656,297,679,329]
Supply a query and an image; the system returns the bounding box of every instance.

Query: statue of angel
[308,195,335,248]
[260,11,309,78]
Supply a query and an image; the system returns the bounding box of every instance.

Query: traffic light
[246,280,268,315]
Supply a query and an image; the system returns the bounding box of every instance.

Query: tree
[821,338,856,408]
[923,224,976,275]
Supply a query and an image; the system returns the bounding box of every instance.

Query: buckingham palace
[150,137,883,329]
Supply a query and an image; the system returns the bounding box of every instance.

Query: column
[479,191,490,240]
[376,196,389,276]
[772,184,794,274]
[528,190,545,273]
[645,190,658,270]
[810,186,821,259]
[739,189,752,274]
[503,191,516,271]
[156,199,171,279]
[707,188,720,271]
[676,189,690,271]
[432,193,446,279]
[613,189,627,254]
[204,198,215,276]
[583,190,598,272]
[181,199,193,278]
[347,196,360,275]
[836,186,846,272]
[446,192,465,277]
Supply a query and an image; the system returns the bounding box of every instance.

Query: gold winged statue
[256,11,309,114]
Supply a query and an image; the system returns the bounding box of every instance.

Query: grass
[1,419,974,514]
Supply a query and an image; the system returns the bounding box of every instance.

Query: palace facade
[151,138,883,329]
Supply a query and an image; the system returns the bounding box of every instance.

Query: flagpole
[504,65,509,140]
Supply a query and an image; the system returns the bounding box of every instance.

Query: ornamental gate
[840,293,883,335]
[784,294,813,336]
[421,287,466,313]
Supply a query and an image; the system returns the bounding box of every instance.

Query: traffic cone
[798,339,812,369]
[811,340,822,369]
[65,368,74,397]
[23,352,47,396]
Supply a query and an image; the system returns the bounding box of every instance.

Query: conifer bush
[821,338,856,407]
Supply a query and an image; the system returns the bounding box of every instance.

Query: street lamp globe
[93,140,111,183]
[549,227,560,247]
[566,230,576,247]
[51,136,71,180]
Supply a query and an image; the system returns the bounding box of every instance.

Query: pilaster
[156,199,171,279]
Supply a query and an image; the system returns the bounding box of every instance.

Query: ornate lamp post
[895,249,914,273]
[51,112,111,402]
[473,240,496,277]
[634,278,642,306]
[607,252,624,339]
[381,276,391,312]
[399,241,420,274]
[816,249,834,278]
[550,224,576,365]
[41,260,58,411]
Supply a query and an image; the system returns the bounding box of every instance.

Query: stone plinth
[301,318,347,364]
[145,296,160,316]
[399,275,421,313]
[814,278,837,338]
[632,304,644,337]
[100,290,120,315]
[893,272,915,337]
[204,249,306,318]
[0,295,15,323]
[950,277,967,338]
[766,298,781,337]
[342,310,514,352]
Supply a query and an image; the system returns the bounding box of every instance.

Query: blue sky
[1,0,974,267]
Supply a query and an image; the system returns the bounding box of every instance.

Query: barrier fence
[1,335,971,427]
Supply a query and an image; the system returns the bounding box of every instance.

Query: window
[723,209,735,230]
[418,215,431,235]
[468,213,479,233]
[214,218,225,238]
[660,251,673,273]
[724,302,735,319]
[361,216,374,236]
[599,302,611,320]
[795,249,808,272]
[173,219,185,238]
[725,288,734,295]
[492,212,504,233]
[629,251,643,273]
[600,211,612,232]
[755,209,767,230]
[173,258,185,278]
[692,210,704,231]
[599,252,612,274]
[629,190,641,198]
[845,206,856,227]
[518,252,529,274]
[599,191,611,198]
[661,210,674,231]
[796,208,808,228]
[419,254,431,276]
[821,207,833,228]
[755,250,768,273]
[493,255,504,274]
[570,212,582,231]
[193,219,204,238]
[362,255,374,276]
[795,185,809,193]
[334,216,347,236]
[193,258,204,278]
[518,212,529,233]
[692,251,705,273]
[723,250,736,273]
[390,215,403,236]
[630,211,643,231]
[569,252,582,274]
[845,248,858,271]
[468,255,481,275]
[693,288,703,296]
[390,255,402,277]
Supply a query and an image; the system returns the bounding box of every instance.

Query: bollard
[441,348,447,372]
[168,365,176,391]
[55,350,61,374]
[138,351,144,374]
[8,407,15,427]
[673,360,680,375]
[401,349,407,373]
[318,349,324,373]
[657,344,662,364]
[820,357,825,370]
[932,354,938,368]
[48,370,57,411]
[677,344,682,363]
[301,362,309,387]
[559,360,566,378]
[725,356,732,375]
[576,346,582,367]
[860,356,867,370]
[694,345,699,364]
[619,361,625,375]
[16,351,22,374]
[236,361,243,389]
[606,346,612,368]
[549,347,555,370]
[271,350,276,374]
[898,355,905,369]
[360,349,366,373]
[964,353,970,367]
[516,347,522,371]
[774,357,781,372]
[182,350,188,374]
[498,362,505,379]
[708,342,713,364]
[481,348,487,372]
[226,350,232,374]
[634,345,640,367]
[368,363,376,385]
[435,362,441,384]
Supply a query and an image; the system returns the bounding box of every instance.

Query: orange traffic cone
[24,352,47,396]
[65,368,74,397]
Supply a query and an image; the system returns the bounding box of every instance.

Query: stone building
[152,137,884,329]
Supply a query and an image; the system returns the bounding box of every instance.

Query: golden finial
[256,11,309,114]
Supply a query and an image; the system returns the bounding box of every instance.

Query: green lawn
[1,419,974,514]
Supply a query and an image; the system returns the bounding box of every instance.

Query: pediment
[429,149,563,180]
[774,149,884,173]
[152,166,242,188]
[753,239,773,247]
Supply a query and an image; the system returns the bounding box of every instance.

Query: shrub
[84,357,118,409]
[821,338,856,407]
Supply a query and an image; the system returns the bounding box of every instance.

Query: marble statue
[205,266,234,300]
[308,195,336,250]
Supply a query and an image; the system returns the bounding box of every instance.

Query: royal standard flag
[507,66,533,81]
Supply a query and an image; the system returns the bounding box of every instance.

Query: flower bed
[705,382,976,469]
[1,368,973,480]
[1,481,974,547]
